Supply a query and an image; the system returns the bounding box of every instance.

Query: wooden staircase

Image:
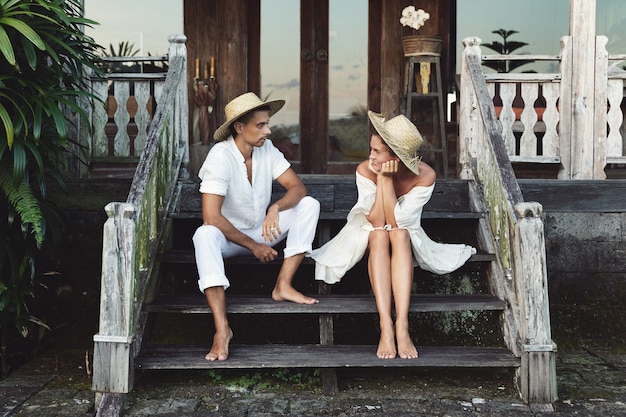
[134,177,520,392]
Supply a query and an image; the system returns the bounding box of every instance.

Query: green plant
[104,40,140,58]
[482,29,534,73]
[0,0,103,377]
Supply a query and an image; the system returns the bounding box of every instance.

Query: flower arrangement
[400,6,430,32]
[399,6,440,56]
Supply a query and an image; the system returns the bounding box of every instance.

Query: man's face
[236,110,272,147]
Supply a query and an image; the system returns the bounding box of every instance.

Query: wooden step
[171,178,477,220]
[159,249,496,264]
[169,210,485,220]
[144,294,507,314]
[135,345,520,370]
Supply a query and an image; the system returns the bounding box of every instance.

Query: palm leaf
[0,25,15,64]
[0,17,46,51]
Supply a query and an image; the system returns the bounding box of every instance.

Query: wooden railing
[65,54,172,179]
[459,37,557,409]
[92,35,188,395]
[475,36,626,178]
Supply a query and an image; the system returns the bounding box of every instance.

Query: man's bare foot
[205,327,233,361]
[396,324,418,359]
[377,325,396,359]
[272,285,319,304]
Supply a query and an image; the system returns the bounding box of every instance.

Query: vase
[401,35,443,57]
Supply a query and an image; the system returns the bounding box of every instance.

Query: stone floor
[1,346,625,416]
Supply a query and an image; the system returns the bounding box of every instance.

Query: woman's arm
[358,161,385,227]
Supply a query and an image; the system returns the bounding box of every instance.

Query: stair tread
[145,293,507,314]
[159,249,496,264]
[169,210,485,220]
[135,345,520,369]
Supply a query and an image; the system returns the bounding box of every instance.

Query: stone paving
[1,347,625,416]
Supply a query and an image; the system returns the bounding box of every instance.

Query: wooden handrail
[460,37,557,407]
[92,35,188,396]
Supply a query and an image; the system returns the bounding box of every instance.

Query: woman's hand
[368,159,381,175]
[379,159,399,177]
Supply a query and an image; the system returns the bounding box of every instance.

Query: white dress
[308,171,476,284]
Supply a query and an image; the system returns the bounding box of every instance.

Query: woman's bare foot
[377,323,397,359]
[205,327,233,361]
[272,284,319,304]
[396,323,418,359]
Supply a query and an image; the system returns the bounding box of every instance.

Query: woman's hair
[229,105,272,138]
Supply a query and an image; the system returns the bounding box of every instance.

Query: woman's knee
[368,229,390,249]
[389,228,410,247]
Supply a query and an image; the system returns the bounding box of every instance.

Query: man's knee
[299,196,320,218]
[193,224,223,247]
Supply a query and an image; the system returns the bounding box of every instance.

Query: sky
[83,0,183,56]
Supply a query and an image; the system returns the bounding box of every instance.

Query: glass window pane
[261,0,301,162]
[598,0,626,55]
[456,0,569,74]
[84,0,183,56]
[328,0,368,162]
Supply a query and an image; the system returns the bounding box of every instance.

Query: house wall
[518,180,626,347]
[543,212,626,347]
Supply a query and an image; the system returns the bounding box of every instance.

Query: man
[192,92,320,361]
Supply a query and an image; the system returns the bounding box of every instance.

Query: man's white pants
[192,196,320,292]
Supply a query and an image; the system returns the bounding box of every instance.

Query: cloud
[265,78,299,90]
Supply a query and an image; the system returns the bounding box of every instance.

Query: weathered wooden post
[168,34,190,180]
[93,202,138,394]
[513,202,558,411]
[561,0,606,179]
[458,36,482,180]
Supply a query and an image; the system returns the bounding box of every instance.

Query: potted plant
[400,6,442,56]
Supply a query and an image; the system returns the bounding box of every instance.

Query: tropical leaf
[0,17,45,51]
[0,25,15,64]
[0,160,44,245]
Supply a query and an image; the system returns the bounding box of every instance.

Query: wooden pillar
[93,203,137,394]
[458,37,482,180]
[380,0,404,117]
[513,202,557,410]
[567,0,597,179]
[169,35,190,179]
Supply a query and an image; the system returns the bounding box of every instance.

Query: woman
[309,111,476,359]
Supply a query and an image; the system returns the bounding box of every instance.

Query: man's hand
[251,242,279,263]
[262,204,281,243]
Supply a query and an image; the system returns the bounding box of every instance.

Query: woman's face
[368,134,397,171]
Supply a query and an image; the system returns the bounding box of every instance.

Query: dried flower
[400,6,430,32]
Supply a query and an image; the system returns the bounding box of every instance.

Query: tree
[482,29,534,73]
[0,0,103,377]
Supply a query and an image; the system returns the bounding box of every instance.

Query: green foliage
[482,29,534,73]
[104,40,140,58]
[0,0,103,377]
